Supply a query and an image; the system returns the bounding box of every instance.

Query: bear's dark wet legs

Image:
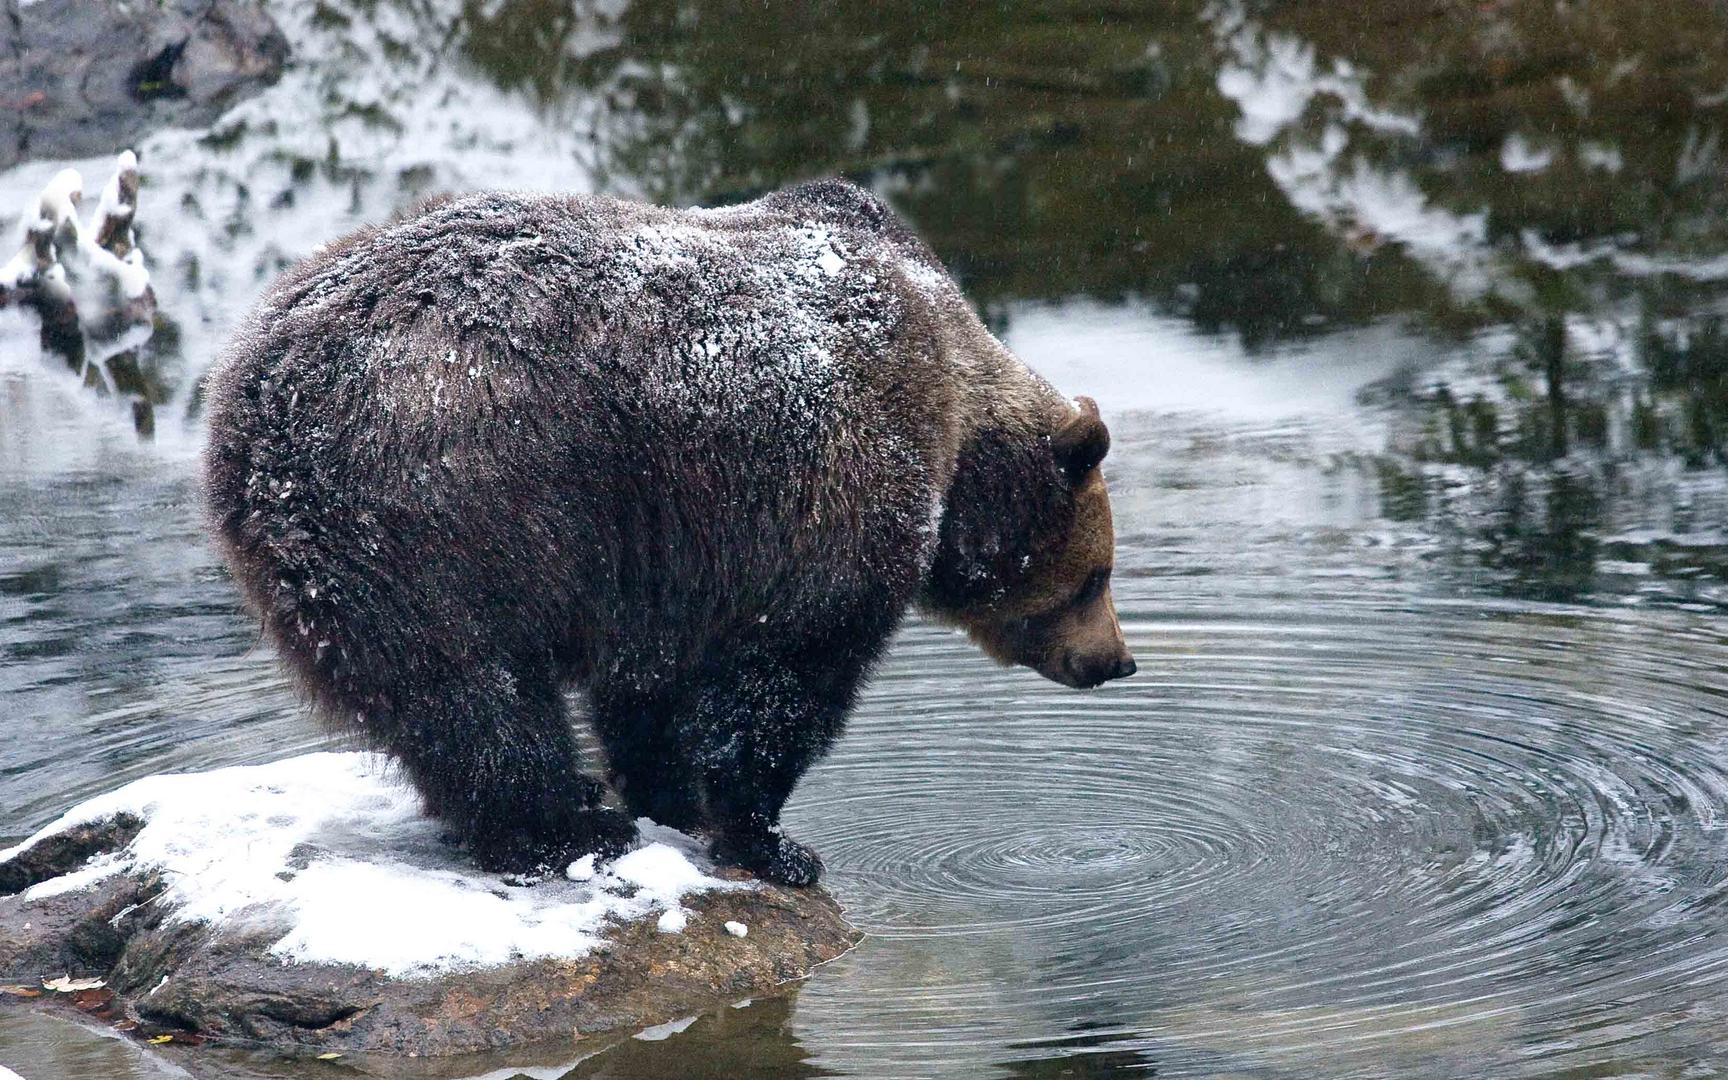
[689,660,856,887]
[591,689,705,833]
[381,661,636,874]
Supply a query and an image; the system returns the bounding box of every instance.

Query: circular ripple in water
[784,606,1728,1077]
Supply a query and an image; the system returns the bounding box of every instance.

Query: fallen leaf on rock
[0,986,42,998]
[41,976,104,993]
[70,987,114,1011]
[148,1035,173,1045]
[316,1053,342,1060]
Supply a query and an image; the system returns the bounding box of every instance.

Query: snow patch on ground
[1208,0,1499,301]
[1501,132,1555,174]
[1210,4,1419,148]
[1,753,743,978]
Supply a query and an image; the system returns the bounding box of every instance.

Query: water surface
[7,1,1728,1076]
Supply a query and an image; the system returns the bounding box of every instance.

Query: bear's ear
[1051,396,1110,481]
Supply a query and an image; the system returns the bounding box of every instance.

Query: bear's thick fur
[203,180,1133,886]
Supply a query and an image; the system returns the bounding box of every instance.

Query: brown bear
[202,179,1134,887]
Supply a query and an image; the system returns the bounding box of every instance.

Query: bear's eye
[1072,568,1110,608]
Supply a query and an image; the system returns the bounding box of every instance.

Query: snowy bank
[0,754,858,1061]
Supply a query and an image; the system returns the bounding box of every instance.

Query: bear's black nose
[1112,657,1137,680]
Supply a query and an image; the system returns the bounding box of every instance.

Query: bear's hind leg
[591,689,706,834]
[375,659,637,875]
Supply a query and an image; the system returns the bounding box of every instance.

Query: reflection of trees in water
[1211,0,1728,310]
[1,2,1713,354]
[243,4,1728,397]
[1378,311,1728,604]
[457,0,1433,342]
[455,0,1728,341]
[464,0,1728,446]
[1640,313,1728,468]
[1188,0,1728,603]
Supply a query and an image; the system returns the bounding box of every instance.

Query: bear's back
[206,183,972,670]
[221,187,958,457]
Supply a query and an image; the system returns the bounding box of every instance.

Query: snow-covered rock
[0,754,858,1059]
[1,151,162,435]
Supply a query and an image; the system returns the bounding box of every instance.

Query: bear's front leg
[688,658,855,887]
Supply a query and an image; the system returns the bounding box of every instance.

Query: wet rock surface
[0,816,860,1065]
[0,0,288,171]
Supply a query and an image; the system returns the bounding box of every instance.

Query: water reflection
[1371,310,1728,606]
[456,0,1414,342]
[1195,0,1728,600]
[998,1023,1155,1077]
[0,459,308,832]
[0,1008,183,1080]
[3,2,1728,1078]
[4,0,1722,611]
[559,996,830,1080]
[5,0,1728,463]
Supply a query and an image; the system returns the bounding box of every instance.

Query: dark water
[8,1,1728,1076]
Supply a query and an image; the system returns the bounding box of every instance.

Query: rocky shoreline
[1,0,288,171]
[0,761,860,1068]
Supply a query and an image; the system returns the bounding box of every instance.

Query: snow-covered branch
[1,151,161,435]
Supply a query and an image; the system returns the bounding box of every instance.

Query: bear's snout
[1055,647,1137,689]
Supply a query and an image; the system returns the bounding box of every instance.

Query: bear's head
[926,396,1136,690]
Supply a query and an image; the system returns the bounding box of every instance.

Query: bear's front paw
[711,830,824,887]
